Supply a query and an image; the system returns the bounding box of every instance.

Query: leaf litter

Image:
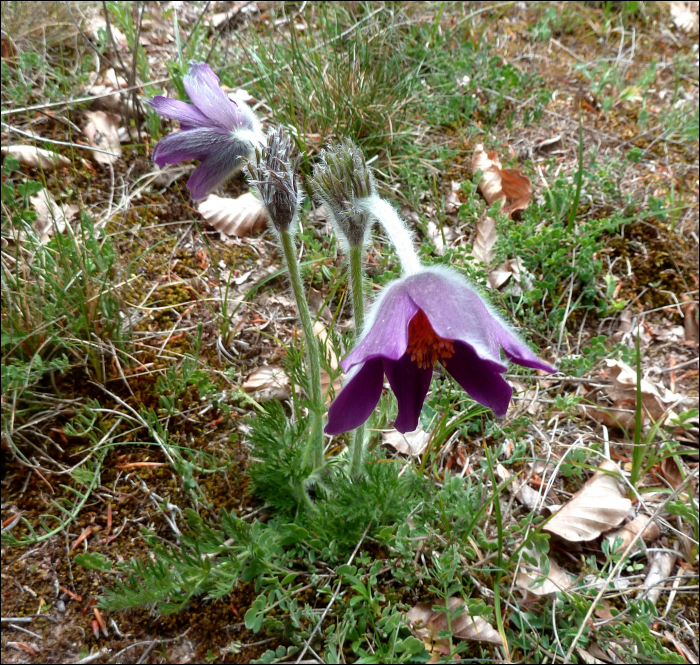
[3,3,697,660]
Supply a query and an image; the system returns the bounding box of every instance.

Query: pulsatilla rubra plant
[150,69,556,481]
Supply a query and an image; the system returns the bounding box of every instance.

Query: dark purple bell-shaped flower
[326,266,557,435]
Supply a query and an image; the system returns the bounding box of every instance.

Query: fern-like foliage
[100,509,279,613]
[302,454,428,549]
[246,400,317,515]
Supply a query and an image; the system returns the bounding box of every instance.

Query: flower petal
[151,127,229,167]
[184,62,247,131]
[404,269,505,368]
[149,96,211,128]
[342,284,418,372]
[442,342,513,417]
[383,354,433,434]
[494,327,557,373]
[185,136,252,198]
[325,358,384,435]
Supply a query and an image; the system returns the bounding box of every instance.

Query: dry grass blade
[198,192,267,237]
[1,144,71,169]
[83,111,122,164]
[543,460,631,542]
[29,188,79,242]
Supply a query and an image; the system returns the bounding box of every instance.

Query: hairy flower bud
[311,140,376,247]
[247,127,303,233]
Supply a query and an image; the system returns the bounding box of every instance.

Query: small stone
[56,599,66,613]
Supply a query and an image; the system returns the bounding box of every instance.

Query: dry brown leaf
[499,168,533,216]
[242,366,290,402]
[382,427,431,456]
[543,460,632,542]
[471,144,532,216]
[444,181,462,214]
[314,321,342,403]
[682,300,699,343]
[29,188,79,243]
[604,514,660,554]
[472,215,497,265]
[496,464,541,511]
[642,550,676,605]
[472,145,505,206]
[670,1,699,33]
[584,359,683,430]
[426,220,456,254]
[659,458,684,490]
[198,193,267,237]
[408,597,503,647]
[83,111,122,165]
[488,256,533,294]
[1,145,71,169]
[515,549,574,598]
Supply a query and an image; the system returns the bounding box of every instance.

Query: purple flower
[149,62,264,199]
[326,266,557,435]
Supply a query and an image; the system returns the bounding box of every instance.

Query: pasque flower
[326,266,557,435]
[149,61,264,199]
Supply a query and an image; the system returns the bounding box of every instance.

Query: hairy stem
[348,243,366,477]
[361,196,421,275]
[279,230,324,470]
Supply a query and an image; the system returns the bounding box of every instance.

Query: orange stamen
[406,310,454,369]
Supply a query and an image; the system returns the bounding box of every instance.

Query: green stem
[279,230,324,469]
[348,244,366,477]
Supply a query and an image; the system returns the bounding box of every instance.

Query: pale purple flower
[326,266,557,435]
[149,62,264,199]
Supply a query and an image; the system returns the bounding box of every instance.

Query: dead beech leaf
[604,514,660,554]
[242,366,289,402]
[488,256,533,294]
[472,215,497,265]
[426,220,456,254]
[29,188,79,243]
[382,427,431,456]
[682,300,699,343]
[642,550,676,605]
[408,597,503,646]
[472,145,504,206]
[584,359,682,430]
[659,458,684,490]
[543,460,632,543]
[496,464,541,511]
[83,111,122,164]
[444,181,462,214]
[1,144,71,169]
[314,321,341,403]
[670,1,699,33]
[471,144,532,216]
[198,192,267,237]
[515,549,574,598]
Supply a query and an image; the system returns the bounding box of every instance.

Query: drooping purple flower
[149,62,264,199]
[325,266,557,435]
